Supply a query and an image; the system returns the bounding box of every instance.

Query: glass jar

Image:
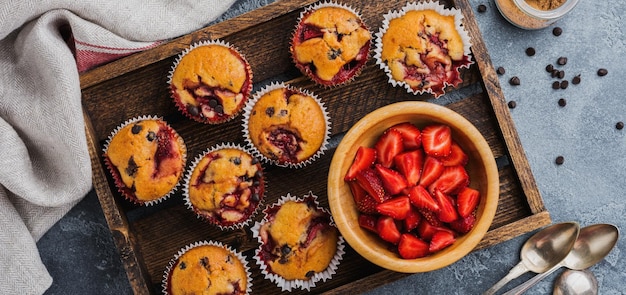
[494,0,579,30]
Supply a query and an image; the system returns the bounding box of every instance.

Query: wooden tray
[80,0,551,293]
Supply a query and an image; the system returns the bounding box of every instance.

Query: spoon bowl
[483,222,580,295]
[553,269,598,295]
[504,223,619,295]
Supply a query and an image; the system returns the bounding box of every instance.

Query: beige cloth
[0,1,235,294]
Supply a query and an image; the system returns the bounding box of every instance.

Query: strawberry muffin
[251,192,345,291]
[103,116,186,205]
[184,143,265,229]
[291,2,371,87]
[242,82,330,168]
[162,240,252,295]
[169,40,253,124]
[374,2,473,97]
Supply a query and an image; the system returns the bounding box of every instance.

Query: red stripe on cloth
[75,49,133,72]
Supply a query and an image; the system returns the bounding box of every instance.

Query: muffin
[103,116,186,205]
[251,192,345,291]
[184,143,265,229]
[290,2,371,87]
[162,240,252,295]
[374,1,473,98]
[168,40,253,124]
[242,82,330,168]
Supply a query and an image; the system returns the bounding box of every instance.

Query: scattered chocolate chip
[560,80,569,89]
[572,75,581,85]
[279,257,289,264]
[597,68,608,76]
[557,57,568,65]
[251,193,260,202]
[279,109,288,116]
[265,107,275,117]
[231,157,241,165]
[551,69,560,78]
[496,66,506,75]
[552,27,563,36]
[555,156,565,165]
[208,98,218,108]
[558,98,567,107]
[508,100,517,108]
[546,64,554,73]
[525,47,536,56]
[146,131,156,141]
[616,121,624,130]
[552,81,561,89]
[509,76,520,85]
[306,270,315,278]
[477,4,487,12]
[131,124,142,134]
[186,104,199,116]
[126,156,138,177]
[251,157,259,165]
[558,70,565,79]
[179,261,186,270]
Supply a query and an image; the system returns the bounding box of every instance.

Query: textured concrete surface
[38,0,625,294]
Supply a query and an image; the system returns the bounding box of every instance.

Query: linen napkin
[0,1,236,294]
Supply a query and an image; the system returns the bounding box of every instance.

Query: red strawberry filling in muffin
[291,5,371,86]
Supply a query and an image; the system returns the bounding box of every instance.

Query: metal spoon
[503,223,619,295]
[483,222,580,295]
[553,269,598,295]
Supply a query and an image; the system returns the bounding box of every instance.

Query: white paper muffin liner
[167,39,253,124]
[290,1,372,87]
[374,1,474,98]
[241,82,331,168]
[250,192,346,292]
[102,115,187,206]
[161,240,253,295]
[182,142,266,231]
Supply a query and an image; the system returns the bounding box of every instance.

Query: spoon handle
[483,262,529,295]
[502,264,562,295]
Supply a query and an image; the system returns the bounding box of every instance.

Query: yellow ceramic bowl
[327,101,499,273]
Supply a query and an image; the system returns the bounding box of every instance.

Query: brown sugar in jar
[495,0,579,29]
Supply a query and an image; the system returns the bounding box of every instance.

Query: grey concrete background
[38,0,626,294]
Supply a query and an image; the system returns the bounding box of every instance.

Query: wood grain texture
[81,0,551,293]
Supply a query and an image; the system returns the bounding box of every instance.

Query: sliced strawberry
[374,164,408,195]
[433,189,459,223]
[374,128,404,168]
[407,185,440,213]
[344,146,377,181]
[440,141,468,167]
[419,156,444,187]
[416,215,453,241]
[422,124,452,157]
[391,122,422,150]
[429,230,456,252]
[404,206,422,232]
[419,208,443,227]
[376,196,411,220]
[457,187,481,218]
[358,214,379,233]
[377,215,401,244]
[355,168,386,203]
[428,165,469,195]
[348,181,378,214]
[394,150,424,186]
[450,214,476,234]
[398,233,430,259]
